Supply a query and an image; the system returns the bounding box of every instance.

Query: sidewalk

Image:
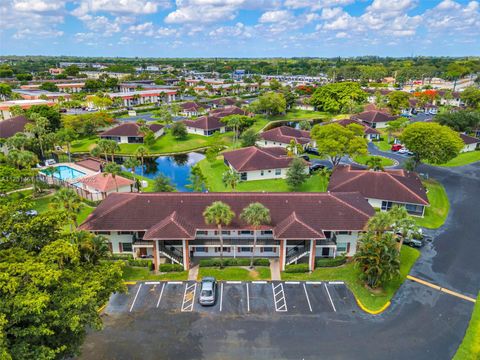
[188,264,199,281]
[270,259,281,281]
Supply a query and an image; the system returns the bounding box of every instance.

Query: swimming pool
[43,165,86,181]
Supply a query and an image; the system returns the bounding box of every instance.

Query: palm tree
[103,162,122,192]
[56,128,77,162]
[286,139,303,157]
[222,115,242,147]
[222,169,240,191]
[123,157,140,191]
[106,140,120,162]
[203,201,235,269]
[388,206,419,250]
[50,188,83,230]
[135,146,148,176]
[96,139,111,162]
[25,115,49,160]
[365,156,384,171]
[240,203,271,268]
[74,231,110,264]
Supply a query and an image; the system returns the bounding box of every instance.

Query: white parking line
[306,281,322,285]
[226,281,242,284]
[285,281,300,285]
[220,282,224,312]
[129,283,142,313]
[303,283,313,312]
[329,281,344,285]
[181,282,197,312]
[272,283,288,312]
[156,282,165,308]
[252,281,267,284]
[246,283,250,312]
[145,281,160,285]
[168,281,183,285]
[324,283,336,312]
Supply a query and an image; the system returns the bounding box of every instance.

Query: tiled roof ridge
[329,192,372,219]
[386,172,429,205]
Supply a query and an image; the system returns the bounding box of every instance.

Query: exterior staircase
[159,245,183,266]
[285,244,310,265]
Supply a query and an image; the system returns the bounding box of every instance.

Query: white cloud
[13,0,65,12]
[284,0,354,10]
[424,0,480,33]
[77,14,134,36]
[259,10,292,23]
[72,0,170,17]
[320,7,342,20]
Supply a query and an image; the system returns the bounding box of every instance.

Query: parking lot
[105,280,359,316]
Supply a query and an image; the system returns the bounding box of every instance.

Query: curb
[355,297,391,315]
[97,303,107,313]
[124,281,137,285]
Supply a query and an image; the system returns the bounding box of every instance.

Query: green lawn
[353,154,395,167]
[282,246,420,312]
[198,158,329,192]
[198,266,271,281]
[122,266,188,281]
[435,151,480,167]
[372,138,392,152]
[416,179,449,229]
[453,292,480,360]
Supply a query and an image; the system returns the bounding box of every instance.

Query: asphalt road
[79,162,480,360]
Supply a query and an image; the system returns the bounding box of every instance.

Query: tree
[240,203,271,268]
[385,118,408,143]
[310,82,366,114]
[64,65,80,76]
[6,150,38,169]
[460,86,480,109]
[286,158,308,190]
[387,91,410,115]
[435,111,480,132]
[311,123,368,168]
[26,105,61,131]
[222,169,240,190]
[135,146,148,177]
[221,115,243,147]
[153,174,175,192]
[187,164,206,192]
[104,139,120,162]
[203,201,235,268]
[16,73,33,81]
[282,89,297,109]
[365,156,384,171]
[123,157,140,191]
[39,82,59,92]
[240,128,259,147]
[286,139,303,156]
[25,114,50,159]
[90,95,113,110]
[154,106,173,125]
[299,120,312,131]
[354,231,400,289]
[50,188,83,230]
[401,122,464,168]
[103,162,122,192]
[0,83,12,99]
[56,128,77,162]
[251,92,286,116]
[171,122,188,139]
[269,78,281,91]
[143,130,156,147]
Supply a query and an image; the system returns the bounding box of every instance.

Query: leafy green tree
[39,82,59,92]
[203,201,235,268]
[26,105,61,131]
[50,188,83,229]
[16,73,33,81]
[269,78,281,91]
[143,130,156,147]
[299,120,312,131]
[251,92,286,116]
[240,128,259,147]
[286,139,303,156]
[135,146,148,176]
[187,164,206,192]
[240,203,271,268]
[311,123,368,168]
[365,156,384,171]
[310,82,366,114]
[401,122,464,168]
[153,174,175,192]
[385,118,408,143]
[171,122,188,139]
[435,111,480,132]
[56,128,77,162]
[154,106,173,125]
[103,162,122,192]
[282,89,297,109]
[6,150,38,169]
[0,83,12,99]
[64,65,80,76]
[286,158,308,190]
[387,91,410,115]
[460,86,480,109]
[5,132,29,151]
[222,169,240,190]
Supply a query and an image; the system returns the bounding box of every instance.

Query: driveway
[79,163,480,360]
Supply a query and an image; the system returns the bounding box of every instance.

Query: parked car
[198,277,217,306]
[300,155,310,161]
[403,237,424,248]
[391,144,403,152]
[309,160,332,173]
[306,147,320,156]
[398,148,410,154]
[44,159,56,166]
[309,163,324,173]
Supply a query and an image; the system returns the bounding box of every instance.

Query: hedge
[127,259,152,268]
[199,258,270,267]
[110,254,133,260]
[159,263,184,272]
[284,263,309,273]
[315,256,346,267]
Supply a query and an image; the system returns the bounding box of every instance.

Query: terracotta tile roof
[180,102,205,112]
[0,115,30,138]
[460,133,479,145]
[223,146,297,172]
[260,126,311,145]
[207,98,238,106]
[77,173,134,193]
[183,115,224,131]
[274,212,325,240]
[75,157,105,172]
[325,118,380,135]
[328,165,429,206]
[209,106,248,117]
[79,192,375,238]
[100,123,163,137]
[352,110,398,124]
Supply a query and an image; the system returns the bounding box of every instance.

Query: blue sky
[0,0,479,57]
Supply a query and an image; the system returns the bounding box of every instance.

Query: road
[79,162,479,360]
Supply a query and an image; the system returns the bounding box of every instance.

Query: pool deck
[40,162,98,183]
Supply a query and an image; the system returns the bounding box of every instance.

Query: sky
[0,0,479,58]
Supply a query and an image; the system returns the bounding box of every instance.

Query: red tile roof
[180,102,206,112]
[75,157,105,172]
[260,126,311,145]
[183,115,224,131]
[209,106,248,117]
[352,110,398,124]
[328,165,429,206]
[100,123,163,137]
[223,146,298,172]
[460,133,479,145]
[77,173,134,192]
[79,192,375,239]
[0,115,30,138]
[326,118,380,135]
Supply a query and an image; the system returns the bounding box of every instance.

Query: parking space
[105,281,359,317]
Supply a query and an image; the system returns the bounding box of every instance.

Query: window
[264,141,267,145]
[122,242,133,252]
[381,201,393,211]
[336,231,352,235]
[239,247,251,252]
[336,243,347,252]
[214,247,231,253]
[405,204,424,215]
[222,230,231,235]
[275,169,281,175]
[95,231,111,235]
[118,231,134,235]
[263,247,275,252]
[196,230,208,235]
[260,170,264,176]
[241,172,247,181]
[261,230,273,235]
[195,247,207,252]
[240,230,253,235]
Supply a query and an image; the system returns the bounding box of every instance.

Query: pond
[121,152,205,192]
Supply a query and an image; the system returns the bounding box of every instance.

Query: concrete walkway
[188,264,199,281]
[269,259,281,281]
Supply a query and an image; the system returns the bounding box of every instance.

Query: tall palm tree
[73,231,110,264]
[222,169,240,191]
[56,128,77,162]
[203,201,235,269]
[240,202,271,268]
[50,188,83,230]
[388,206,419,250]
[25,115,49,160]
[286,139,303,157]
[96,139,111,162]
[135,146,148,176]
[103,162,122,192]
[123,157,140,191]
[106,140,120,162]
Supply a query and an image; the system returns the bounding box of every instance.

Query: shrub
[159,263,184,272]
[315,256,346,268]
[127,259,152,268]
[199,258,270,267]
[110,254,133,260]
[284,263,309,273]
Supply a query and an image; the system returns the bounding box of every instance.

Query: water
[43,165,86,180]
[124,152,205,192]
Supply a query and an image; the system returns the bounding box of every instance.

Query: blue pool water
[131,152,205,192]
[43,165,86,181]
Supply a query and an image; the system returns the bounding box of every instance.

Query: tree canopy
[310,82,367,114]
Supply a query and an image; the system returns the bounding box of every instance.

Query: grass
[372,138,393,152]
[353,154,395,167]
[435,151,480,167]
[198,266,271,281]
[198,158,329,192]
[282,246,420,312]
[453,292,480,360]
[415,179,449,229]
[122,266,188,281]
